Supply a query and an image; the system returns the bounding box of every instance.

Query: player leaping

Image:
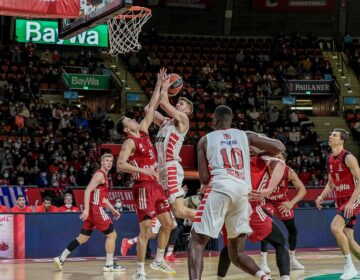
[145,75,196,220]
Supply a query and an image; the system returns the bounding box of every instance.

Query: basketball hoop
[108,6,152,56]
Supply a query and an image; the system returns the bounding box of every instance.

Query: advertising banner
[62,73,110,90]
[16,19,108,47]
[252,0,335,12]
[0,0,80,18]
[287,80,333,95]
[101,144,196,169]
[72,189,136,211]
[0,214,14,258]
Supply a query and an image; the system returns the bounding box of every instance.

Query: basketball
[167,73,183,97]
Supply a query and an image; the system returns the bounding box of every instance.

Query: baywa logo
[71,77,100,86]
[24,21,101,46]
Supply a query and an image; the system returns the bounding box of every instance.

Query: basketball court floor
[2,249,360,280]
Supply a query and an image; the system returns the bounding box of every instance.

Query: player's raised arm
[144,103,165,127]
[80,172,103,221]
[159,78,189,128]
[197,136,210,186]
[140,68,167,131]
[246,131,285,156]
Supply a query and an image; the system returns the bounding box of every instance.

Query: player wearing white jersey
[188,105,285,280]
[146,77,196,220]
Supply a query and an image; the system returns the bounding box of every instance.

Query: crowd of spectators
[0,33,336,197]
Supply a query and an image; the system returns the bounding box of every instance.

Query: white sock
[106,253,113,266]
[260,252,268,263]
[137,262,145,274]
[289,250,296,260]
[280,276,291,280]
[255,270,267,279]
[60,249,71,262]
[345,254,354,266]
[155,248,165,262]
[166,246,174,256]
[129,237,138,245]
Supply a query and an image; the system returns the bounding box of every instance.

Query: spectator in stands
[0,203,7,212]
[305,127,318,145]
[58,193,80,212]
[41,49,53,64]
[34,171,50,187]
[352,121,360,142]
[0,170,10,185]
[36,196,58,212]
[298,167,312,185]
[343,32,353,53]
[10,195,32,212]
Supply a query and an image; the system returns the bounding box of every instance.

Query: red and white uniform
[263,166,295,220]
[193,129,252,239]
[128,131,170,223]
[10,205,32,213]
[248,156,273,242]
[82,170,112,232]
[0,205,8,212]
[156,118,187,203]
[327,149,360,226]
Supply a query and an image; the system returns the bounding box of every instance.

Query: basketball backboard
[58,0,133,39]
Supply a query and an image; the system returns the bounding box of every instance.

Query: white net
[108,6,152,56]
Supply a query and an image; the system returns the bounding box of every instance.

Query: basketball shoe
[260,262,271,274]
[53,256,64,271]
[103,263,126,272]
[165,253,177,262]
[121,238,133,256]
[290,258,305,270]
[340,263,358,280]
[150,260,176,274]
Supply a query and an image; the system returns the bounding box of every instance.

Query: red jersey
[128,131,158,182]
[36,205,58,212]
[250,156,271,208]
[0,205,8,212]
[90,170,109,208]
[327,149,356,200]
[10,205,32,212]
[58,205,80,212]
[267,166,290,201]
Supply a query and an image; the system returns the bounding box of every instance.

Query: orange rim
[114,6,152,19]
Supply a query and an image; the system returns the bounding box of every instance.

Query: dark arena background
[0,0,360,279]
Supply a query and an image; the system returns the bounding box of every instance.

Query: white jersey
[206,129,251,196]
[155,118,187,166]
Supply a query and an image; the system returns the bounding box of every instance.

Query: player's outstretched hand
[80,210,89,221]
[315,196,323,210]
[161,76,171,91]
[157,68,167,83]
[142,167,159,180]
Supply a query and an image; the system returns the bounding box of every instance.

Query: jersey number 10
[220,148,244,170]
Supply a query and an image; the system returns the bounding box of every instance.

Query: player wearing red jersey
[58,193,80,212]
[10,195,32,212]
[117,69,176,280]
[260,152,306,273]
[217,154,290,280]
[189,105,285,280]
[35,196,58,212]
[316,129,360,280]
[147,77,196,220]
[54,154,125,273]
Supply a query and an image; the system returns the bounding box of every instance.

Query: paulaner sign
[287,80,333,95]
[16,19,108,47]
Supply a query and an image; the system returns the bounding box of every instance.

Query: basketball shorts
[248,205,273,242]
[151,211,178,234]
[337,196,360,228]
[82,205,112,232]
[263,198,294,220]
[192,184,252,239]
[159,161,185,204]
[133,181,171,223]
